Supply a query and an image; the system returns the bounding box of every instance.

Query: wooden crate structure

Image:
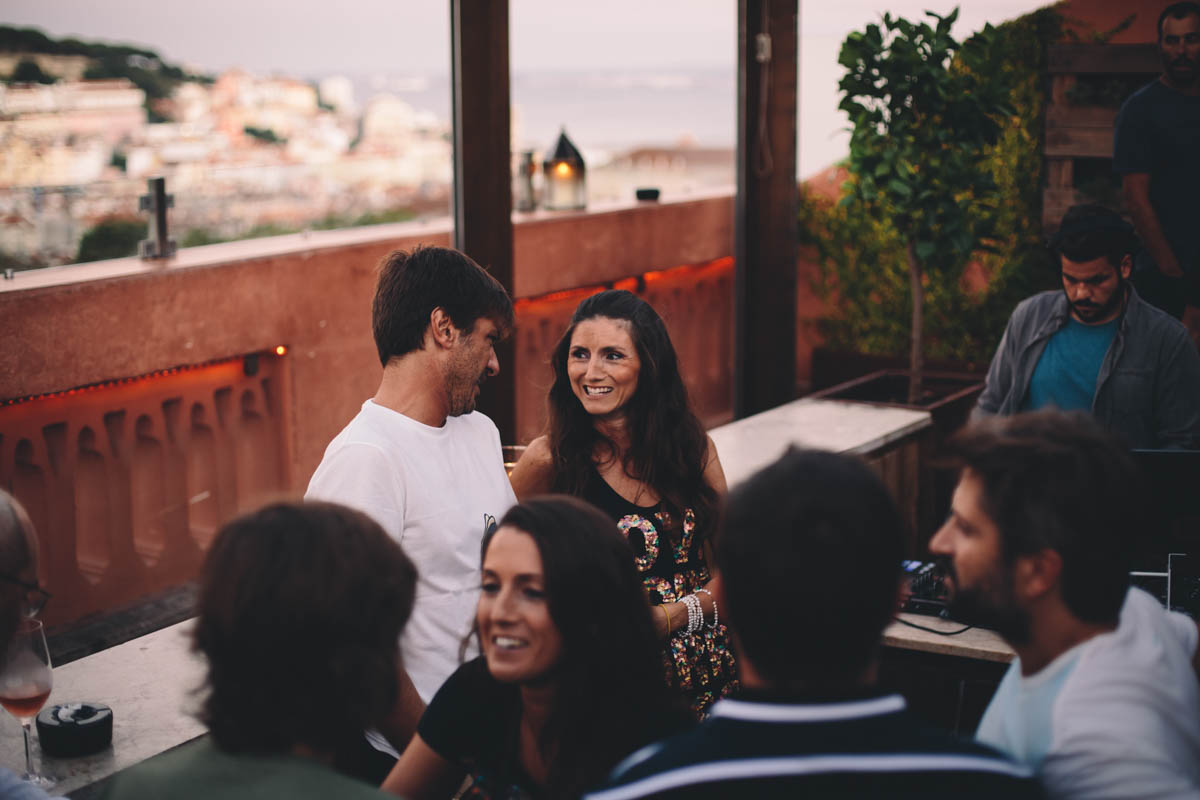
[1043,43,1159,230]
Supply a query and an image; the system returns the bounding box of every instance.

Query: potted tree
[813,9,1011,417]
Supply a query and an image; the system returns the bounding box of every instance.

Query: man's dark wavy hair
[717,449,905,685]
[194,501,417,756]
[1049,204,1139,269]
[944,411,1140,625]
[546,290,718,540]
[372,245,514,366]
[480,496,688,799]
[1159,2,1200,40]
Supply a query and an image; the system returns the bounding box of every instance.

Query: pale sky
[2,0,1053,175]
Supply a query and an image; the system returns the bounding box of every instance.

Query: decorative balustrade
[0,355,289,627]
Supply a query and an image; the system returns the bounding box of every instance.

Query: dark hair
[547,290,718,537]
[944,412,1139,625]
[194,501,417,756]
[1159,3,1200,39]
[716,449,905,686]
[483,496,686,799]
[1049,204,1139,269]
[372,245,514,366]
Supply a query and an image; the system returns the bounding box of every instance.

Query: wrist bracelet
[694,588,718,630]
[682,594,702,635]
[660,604,671,637]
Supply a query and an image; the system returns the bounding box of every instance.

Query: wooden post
[735,0,799,418]
[450,0,516,443]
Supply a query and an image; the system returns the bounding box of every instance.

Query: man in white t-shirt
[929,411,1200,799]
[306,246,517,770]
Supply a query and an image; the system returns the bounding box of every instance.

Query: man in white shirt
[306,246,517,770]
[929,411,1200,799]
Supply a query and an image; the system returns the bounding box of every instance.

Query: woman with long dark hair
[509,290,737,716]
[382,495,687,800]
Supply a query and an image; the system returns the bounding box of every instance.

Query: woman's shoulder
[420,658,517,760]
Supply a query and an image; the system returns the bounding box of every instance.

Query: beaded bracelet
[681,593,702,635]
[693,588,719,630]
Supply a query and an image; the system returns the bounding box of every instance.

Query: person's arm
[652,442,728,639]
[1153,330,1200,449]
[974,311,1021,418]
[380,734,466,799]
[1124,173,1184,277]
[508,436,555,500]
[702,436,728,495]
[374,665,426,757]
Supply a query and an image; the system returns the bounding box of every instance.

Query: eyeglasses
[0,576,51,618]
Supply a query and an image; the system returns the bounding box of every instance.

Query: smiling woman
[382,496,688,800]
[509,290,738,718]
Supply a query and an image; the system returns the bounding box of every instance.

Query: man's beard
[1163,51,1198,88]
[449,369,488,416]
[937,558,1033,645]
[1067,278,1125,323]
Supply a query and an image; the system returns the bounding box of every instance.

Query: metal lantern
[542,128,586,211]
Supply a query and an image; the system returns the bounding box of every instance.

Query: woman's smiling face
[566,317,642,421]
[477,526,564,685]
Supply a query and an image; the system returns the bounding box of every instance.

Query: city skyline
[4,1,1052,175]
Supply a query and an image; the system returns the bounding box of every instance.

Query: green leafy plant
[837,8,1012,402]
[76,217,147,263]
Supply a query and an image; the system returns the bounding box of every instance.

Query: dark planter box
[810,369,986,549]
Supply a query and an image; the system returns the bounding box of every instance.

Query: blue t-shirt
[1022,316,1118,412]
[1113,81,1200,274]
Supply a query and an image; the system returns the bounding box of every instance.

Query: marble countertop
[0,620,206,795]
[709,398,933,486]
[885,614,1014,664]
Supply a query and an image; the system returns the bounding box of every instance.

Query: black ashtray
[36,702,113,757]
[635,188,660,202]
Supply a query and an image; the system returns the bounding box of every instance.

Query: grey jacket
[975,287,1200,449]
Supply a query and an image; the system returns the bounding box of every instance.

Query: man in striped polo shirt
[587,449,1041,799]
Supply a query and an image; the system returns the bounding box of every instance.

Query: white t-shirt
[305,399,517,702]
[977,588,1200,799]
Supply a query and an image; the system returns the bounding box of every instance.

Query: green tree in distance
[838,8,1010,403]
[76,217,147,263]
[9,58,55,84]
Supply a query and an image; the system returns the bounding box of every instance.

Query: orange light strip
[513,257,734,312]
[0,347,288,409]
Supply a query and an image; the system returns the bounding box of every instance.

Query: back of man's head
[372,246,514,366]
[945,412,1139,626]
[1049,204,1138,268]
[1159,2,1200,39]
[716,449,904,687]
[0,491,36,648]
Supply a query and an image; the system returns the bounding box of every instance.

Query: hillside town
[0,50,455,268]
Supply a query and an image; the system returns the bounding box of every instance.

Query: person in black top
[587,449,1044,800]
[382,496,689,800]
[509,290,736,716]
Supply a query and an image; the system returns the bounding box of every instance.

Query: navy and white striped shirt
[586,691,1043,799]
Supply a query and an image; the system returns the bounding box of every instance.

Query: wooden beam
[450,0,516,443]
[1047,44,1160,75]
[734,0,799,418]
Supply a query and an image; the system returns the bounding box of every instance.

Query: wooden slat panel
[1048,43,1160,75]
[1045,126,1114,158]
[1046,104,1118,129]
[1046,158,1074,189]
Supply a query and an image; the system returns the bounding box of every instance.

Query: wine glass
[0,619,54,788]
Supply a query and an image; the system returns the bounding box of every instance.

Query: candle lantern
[542,128,586,211]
